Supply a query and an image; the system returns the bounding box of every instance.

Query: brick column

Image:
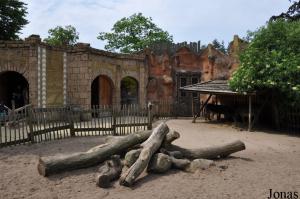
[115,65,121,106]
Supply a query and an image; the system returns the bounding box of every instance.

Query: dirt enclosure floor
[0,119,299,199]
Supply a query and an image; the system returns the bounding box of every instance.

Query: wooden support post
[112,110,116,136]
[70,120,75,137]
[248,95,252,132]
[147,102,152,130]
[192,97,195,123]
[69,108,75,137]
[192,94,212,123]
[27,108,35,143]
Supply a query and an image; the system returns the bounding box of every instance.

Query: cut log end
[37,158,47,177]
[148,153,172,173]
[96,174,110,188]
[95,155,123,188]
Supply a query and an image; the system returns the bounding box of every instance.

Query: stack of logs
[37,122,246,187]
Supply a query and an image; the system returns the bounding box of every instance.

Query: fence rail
[279,106,300,134]
[0,104,152,147]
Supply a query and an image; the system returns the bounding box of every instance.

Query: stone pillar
[37,46,41,107]
[41,48,47,108]
[63,52,67,105]
[139,61,146,107]
[115,65,121,106]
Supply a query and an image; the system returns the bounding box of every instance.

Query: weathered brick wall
[146,43,235,103]
[0,35,246,109]
[67,44,147,108]
[0,39,38,107]
[45,48,65,106]
[0,36,148,109]
[228,35,248,76]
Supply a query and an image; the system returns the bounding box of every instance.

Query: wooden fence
[279,106,300,134]
[151,100,174,119]
[0,104,151,147]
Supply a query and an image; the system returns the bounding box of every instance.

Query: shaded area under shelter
[181,80,269,131]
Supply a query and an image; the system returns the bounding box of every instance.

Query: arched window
[120,76,139,105]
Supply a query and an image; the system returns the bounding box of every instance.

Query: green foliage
[229,20,300,105]
[98,13,173,53]
[0,0,28,40]
[44,25,79,46]
[211,39,226,54]
[121,77,138,93]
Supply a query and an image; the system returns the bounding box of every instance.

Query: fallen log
[170,157,190,170]
[96,155,122,188]
[123,131,181,168]
[162,131,180,147]
[124,149,142,167]
[165,140,246,160]
[160,148,184,159]
[148,153,172,173]
[38,130,152,176]
[119,122,169,186]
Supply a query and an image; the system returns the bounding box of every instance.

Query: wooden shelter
[180,80,257,131]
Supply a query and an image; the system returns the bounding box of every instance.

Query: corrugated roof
[180,80,256,95]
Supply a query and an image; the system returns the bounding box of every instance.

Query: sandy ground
[0,119,299,199]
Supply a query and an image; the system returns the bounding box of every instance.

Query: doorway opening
[0,71,29,109]
[91,75,114,107]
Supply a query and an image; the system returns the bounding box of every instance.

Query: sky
[21,0,291,50]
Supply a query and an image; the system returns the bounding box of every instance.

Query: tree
[0,0,28,40]
[44,25,79,46]
[211,39,226,54]
[270,0,300,21]
[98,13,173,53]
[229,20,300,106]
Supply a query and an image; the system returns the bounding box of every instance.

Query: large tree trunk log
[162,131,180,147]
[119,123,169,187]
[123,130,181,168]
[159,149,190,169]
[96,155,123,188]
[124,149,142,167]
[38,130,152,176]
[170,157,190,170]
[165,140,246,160]
[160,148,184,159]
[148,153,172,173]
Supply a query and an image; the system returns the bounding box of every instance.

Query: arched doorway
[0,71,29,109]
[91,75,114,107]
[121,76,139,105]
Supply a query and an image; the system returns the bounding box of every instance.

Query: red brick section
[146,36,248,103]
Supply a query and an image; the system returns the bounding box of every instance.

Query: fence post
[112,108,116,136]
[27,108,35,143]
[70,109,75,137]
[147,102,153,130]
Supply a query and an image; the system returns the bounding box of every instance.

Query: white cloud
[21,0,291,49]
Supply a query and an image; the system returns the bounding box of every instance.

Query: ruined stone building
[0,35,247,114]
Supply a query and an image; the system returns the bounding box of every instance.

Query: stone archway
[0,71,29,109]
[120,76,139,105]
[91,75,114,107]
